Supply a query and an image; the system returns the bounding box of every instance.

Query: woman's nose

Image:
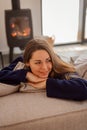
[41,63,48,70]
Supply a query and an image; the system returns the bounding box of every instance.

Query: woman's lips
[39,72,49,78]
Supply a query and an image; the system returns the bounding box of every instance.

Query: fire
[11,27,31,38]
[10,17,31,38]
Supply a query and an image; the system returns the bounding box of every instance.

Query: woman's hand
[26,72,47,83]
[26,72,47,89]
[28,80,46,89]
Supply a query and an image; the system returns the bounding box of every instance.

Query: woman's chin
[38,75,48,78]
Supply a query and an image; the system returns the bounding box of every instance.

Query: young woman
[0,38,87,101]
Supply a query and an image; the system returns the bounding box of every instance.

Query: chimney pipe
[11,0,20,10]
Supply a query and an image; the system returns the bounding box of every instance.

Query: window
[42,0,79,45]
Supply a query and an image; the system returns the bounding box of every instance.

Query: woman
[0,38,87,100]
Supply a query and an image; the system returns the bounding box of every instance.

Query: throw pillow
[75,62,87,80]
[71,54,87,80]
[74,53,87,65]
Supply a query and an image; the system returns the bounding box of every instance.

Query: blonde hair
[23,38,76,77]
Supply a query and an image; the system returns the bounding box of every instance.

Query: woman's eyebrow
[35,57,50,61]
[31,57,51,61]
[34,60,41,61]
[30,59,41,62]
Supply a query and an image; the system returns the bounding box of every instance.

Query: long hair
[23,38,76,77]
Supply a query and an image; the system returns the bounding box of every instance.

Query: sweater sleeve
[0,56,28,85]
[46,78,87,101]
[0,69,28,85]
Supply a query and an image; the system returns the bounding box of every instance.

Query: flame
[11,27,31,38]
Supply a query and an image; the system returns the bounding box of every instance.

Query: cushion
[70,54,87,80]
[75,62,87,80]
[70,53,87,65]
[0,92,87,130]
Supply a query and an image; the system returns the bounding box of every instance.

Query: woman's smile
[38,71,50,78]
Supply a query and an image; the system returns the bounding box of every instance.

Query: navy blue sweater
[0,56,87,101]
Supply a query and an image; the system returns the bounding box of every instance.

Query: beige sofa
[0,91,87,130]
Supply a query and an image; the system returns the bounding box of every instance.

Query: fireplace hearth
[5,0,33,62]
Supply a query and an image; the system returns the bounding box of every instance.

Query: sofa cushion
[0,92,87,130]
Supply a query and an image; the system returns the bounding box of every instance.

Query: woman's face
[26,50,52,78]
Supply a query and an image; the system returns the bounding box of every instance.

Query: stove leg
[9,47,13,63]
[0,51,4,68]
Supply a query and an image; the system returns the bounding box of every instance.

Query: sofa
[0,54,87,130]
[0,86,87,130]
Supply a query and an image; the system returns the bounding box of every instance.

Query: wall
[0,0,41,54]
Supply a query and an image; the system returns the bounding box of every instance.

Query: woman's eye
[35,62,41,64]
[46,59,52,62]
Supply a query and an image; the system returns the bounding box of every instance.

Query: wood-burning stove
[5,0,33,62]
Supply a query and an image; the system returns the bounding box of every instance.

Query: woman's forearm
[46,78,87,101]
[0,69,28,85]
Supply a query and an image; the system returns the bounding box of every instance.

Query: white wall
[0,0,41,54]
